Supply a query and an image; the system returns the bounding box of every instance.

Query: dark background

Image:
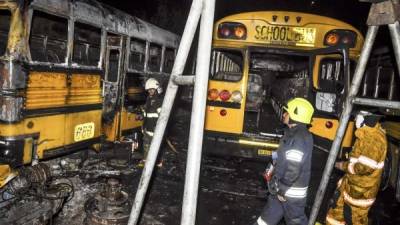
[98,0,372,35]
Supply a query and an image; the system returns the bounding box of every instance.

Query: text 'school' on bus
[203,12,364,160]
[0,0,179,188]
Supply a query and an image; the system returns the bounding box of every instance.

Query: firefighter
[326,110,387,225]
[138,78,163,167]
[254,98,314,225]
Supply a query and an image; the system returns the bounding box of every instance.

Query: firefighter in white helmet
[138,78,163,167]
[326,110,387,225]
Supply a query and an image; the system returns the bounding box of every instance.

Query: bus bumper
[203,131,279,160]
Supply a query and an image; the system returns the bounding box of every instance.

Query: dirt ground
[9,106,392,225]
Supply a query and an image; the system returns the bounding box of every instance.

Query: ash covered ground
[51,107,399,225]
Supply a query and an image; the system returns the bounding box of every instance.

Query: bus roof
[214,11,364,52]
[28,0,180,48]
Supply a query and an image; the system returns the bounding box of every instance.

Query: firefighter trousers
[326,189,370,225]
[142,133,164,162]
[253,195,308,225]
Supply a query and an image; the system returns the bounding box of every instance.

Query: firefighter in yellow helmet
[253,98,314,225]
[326,110,387,225]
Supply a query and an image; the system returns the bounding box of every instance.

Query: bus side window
[0,10,11,57]
[129,38,146,71]
[29,11,68,63]
[210,49,243,82]
[107,49,120,82]
[163,48,175,73]
[148,43,162,72]
[319,58,344,93]
[72,22,101,66]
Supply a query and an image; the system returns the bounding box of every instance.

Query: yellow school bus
[204,11,363,159]
[0,0,179,188]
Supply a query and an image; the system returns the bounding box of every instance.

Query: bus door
[309,47,355,150]
[103,34,126,141]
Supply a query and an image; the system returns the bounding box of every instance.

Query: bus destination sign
[255,25,316,47]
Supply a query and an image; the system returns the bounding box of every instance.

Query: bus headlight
[231,90,243,103]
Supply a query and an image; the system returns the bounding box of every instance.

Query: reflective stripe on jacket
[341,123,387,207]
[142,94,162,132]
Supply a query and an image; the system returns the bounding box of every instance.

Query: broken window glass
[163,48,175,73]
[129,38,146,71]
[73,22,101,66]
[30,11,68,63]
[0,10,11,57]
[148,43,162,72]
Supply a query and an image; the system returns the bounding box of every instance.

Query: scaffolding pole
[307,25,379,225]
[127,0,203,224]
[181,0,215,224]
[389,21,400,76]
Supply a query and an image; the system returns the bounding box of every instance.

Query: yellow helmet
[284,98,314,124]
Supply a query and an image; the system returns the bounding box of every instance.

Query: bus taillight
[218,22,247,40]
[208,89,219,100]
[220,109,227,116]
[219,90,231,101]
[324,29,357,48]
[231,90,243,103]
[325,121,333,129]
[325,33,339,46]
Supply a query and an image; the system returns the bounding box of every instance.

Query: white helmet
[145,78,161,93]
[355,110,382,128]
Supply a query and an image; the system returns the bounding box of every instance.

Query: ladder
[126,1,216,225]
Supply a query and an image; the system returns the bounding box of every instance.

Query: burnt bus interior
[30,11,69,64]
[210,48,353,136]
[0,10,10,57]
[246,49,310,134]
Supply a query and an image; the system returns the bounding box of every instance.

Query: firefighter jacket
[340,123,387,208]
[142,94,162,137]
[271,124,313,201]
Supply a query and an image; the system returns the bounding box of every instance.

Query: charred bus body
[203,12,364,159]
[0,0,179,222]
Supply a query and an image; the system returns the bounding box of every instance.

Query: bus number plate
[74,122,95,142]
[258,149,272,156]
[255,26,316,47]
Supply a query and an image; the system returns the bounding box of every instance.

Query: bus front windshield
[0,10,11,57]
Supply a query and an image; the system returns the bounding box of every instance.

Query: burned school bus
[203,11,364,159]
[0,0,178,221]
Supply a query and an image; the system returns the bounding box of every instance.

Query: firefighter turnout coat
[141,94,162,158]
[326,123,387,225]
[255,124,313,225]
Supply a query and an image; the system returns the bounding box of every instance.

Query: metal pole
[353,97,400,109]
[180,0,215,224]
[173,75,196,85]
[127,0,203,224]
[308,25,379,225]
[389,21,400,77]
